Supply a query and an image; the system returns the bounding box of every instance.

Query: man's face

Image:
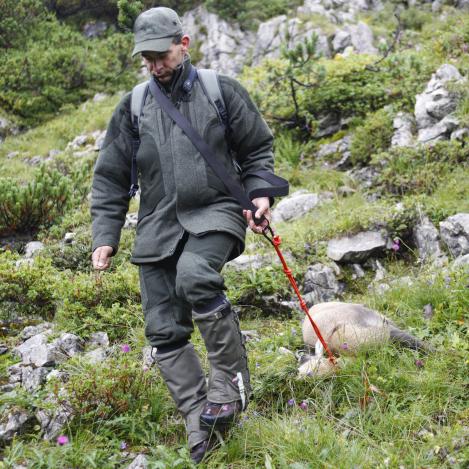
[142,35,189,84]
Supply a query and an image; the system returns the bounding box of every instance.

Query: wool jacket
[91,58,282,264]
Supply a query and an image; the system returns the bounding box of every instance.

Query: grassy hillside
[0,2,468,468]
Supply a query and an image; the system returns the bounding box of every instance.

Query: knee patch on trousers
[175,251,226,306]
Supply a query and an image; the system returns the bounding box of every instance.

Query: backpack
[128,69,230,197]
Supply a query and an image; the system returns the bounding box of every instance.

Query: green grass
[0,94,121,181]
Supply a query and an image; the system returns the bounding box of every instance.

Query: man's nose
[147,57,164,71]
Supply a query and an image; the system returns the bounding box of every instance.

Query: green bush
[374,139,468,196]
[0,252,59,320]
[0,15,136,126]
[350,108,394,166]
[55,265,142,340]
[0,166,73,237]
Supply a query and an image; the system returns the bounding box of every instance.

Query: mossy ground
[1,3,469,468]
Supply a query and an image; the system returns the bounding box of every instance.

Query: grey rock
[124,212,138,229]
[8,363,23,384]
[332,30,351,52]
[316,112,342,137]
[453,254,469,271]
[413,216,446,263]
[418,115,460,143]
[49,333,84,363]
[36,400,74,440]
[317,135,351,158]
[278,346,294,355]
[391,112,414,147]
[0,410,33,443]
[183,6,254,76]
[0,115,19,139]
[82,348,107,365]
[14,333,55,367]
[24,241,45,259]
[0,344,8,355]
[63,232,76,244]
[93,93,108,102]
[271,190,320,222]
[67,134,88,150]
[373,259,387,281]
[451,127,469,141]
[456,0,469,9]
[415,64,465,142]
[21,323,54,340]
[225,251,294,271]
[303,263,344,306]
[87,332,109,349]
[126,454,148,469]
[94,130,107,150]
[423,304,434,321]
[83,21,108,38]
[26,155,43,166]
[48,149,61,158]
[333,22,377,55]
[7,151,20,159]
[46,369,69,383]
[440,213,469,257]
[327,231,388,263]
[352,263,365,279]
[142,346,156,369]
[252,15,330,66]
[348,166,380,189]
[225,254,270,270]
[21,366,50,391]
[241,330,260,342]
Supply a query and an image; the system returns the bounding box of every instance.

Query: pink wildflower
[391,239,400,252]
[415,359,424,368]
[121,344,131,353]
[299,401,308,411]
[57,435,69,446]
[341,342,349,350]
[120,441,128,450]
[287,399,295,406]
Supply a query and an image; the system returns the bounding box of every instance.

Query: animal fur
[302,302,429,354]
[298,302,432,377]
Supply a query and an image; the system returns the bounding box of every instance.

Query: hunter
[90,6,287,463]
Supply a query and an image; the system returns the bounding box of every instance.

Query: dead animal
[298,301,433,377]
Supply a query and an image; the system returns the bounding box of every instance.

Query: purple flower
[120,441,128,450]
[287,399,295,406]
[57,435,69,446]
[391,239,400,252]
[299,401,308,411]
[121,344,131,353]
[415,359,424,368]
[341,342,349,350]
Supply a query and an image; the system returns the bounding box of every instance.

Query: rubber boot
[193,299,251,430]
[154,343,209,451]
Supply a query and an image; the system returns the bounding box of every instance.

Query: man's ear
[181,34,191,53]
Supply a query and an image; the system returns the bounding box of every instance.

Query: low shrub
[374,139,468,196]
[55,265,142,340]
[0,252,59,320]
[350,108,394,166]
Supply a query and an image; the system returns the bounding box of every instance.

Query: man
[90,6,286,463]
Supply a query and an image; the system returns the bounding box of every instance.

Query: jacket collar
[153,55,192,104]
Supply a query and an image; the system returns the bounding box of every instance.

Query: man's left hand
[243,197,271,234]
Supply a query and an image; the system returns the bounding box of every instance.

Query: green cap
[132,7,183,57]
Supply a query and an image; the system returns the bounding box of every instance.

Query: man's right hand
[92,245,114,270]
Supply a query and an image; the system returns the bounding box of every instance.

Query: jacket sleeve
[90,93,133,255]
[219,75,289,205]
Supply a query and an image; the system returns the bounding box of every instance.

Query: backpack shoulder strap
[197,69,229,129]
[130,81,149,128]
[128,81,149,198]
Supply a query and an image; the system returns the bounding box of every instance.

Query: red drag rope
[263,227,336,365]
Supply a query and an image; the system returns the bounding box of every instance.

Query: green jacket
[91,59,279,264]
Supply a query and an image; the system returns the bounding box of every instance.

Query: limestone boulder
[327,231,388,263]
[440,213,469,258]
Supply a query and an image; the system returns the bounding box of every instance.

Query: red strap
[263,226,336,365]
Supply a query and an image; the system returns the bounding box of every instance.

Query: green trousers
[138,231,239,348]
